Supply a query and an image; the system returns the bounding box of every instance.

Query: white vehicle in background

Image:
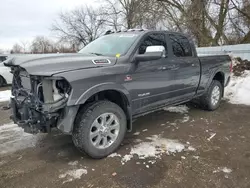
[0,55,12,87]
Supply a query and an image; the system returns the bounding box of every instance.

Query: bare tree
[52,6,106,48]
[229,0,250,43]
[101,0,123,31]
[11,43,23,54]
[20,40,29,53]
[30,36,54,54]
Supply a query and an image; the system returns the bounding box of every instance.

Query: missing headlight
[55,79,71,94]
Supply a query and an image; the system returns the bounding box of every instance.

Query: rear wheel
[72,100,127,159]
[199,80,223,111]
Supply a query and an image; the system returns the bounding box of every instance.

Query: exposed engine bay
[10,66,71,133]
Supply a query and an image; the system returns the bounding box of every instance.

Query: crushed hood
[4,53,117,76]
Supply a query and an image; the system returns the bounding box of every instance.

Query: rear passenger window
[139,33,167,55]
[170,34,192,57]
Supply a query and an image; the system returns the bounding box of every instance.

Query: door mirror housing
[135,45,165,62]
[145,46,165,54]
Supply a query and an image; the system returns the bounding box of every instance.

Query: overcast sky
[0,0,98,50]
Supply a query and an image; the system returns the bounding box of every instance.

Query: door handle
[158,65,179,71]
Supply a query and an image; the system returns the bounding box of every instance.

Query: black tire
[72,100,127,159]
[199,80,223,111]
[0,76,6,87]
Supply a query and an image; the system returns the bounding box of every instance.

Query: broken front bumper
[10,95,67,134]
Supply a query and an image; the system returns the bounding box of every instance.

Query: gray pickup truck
[4,30,231,158]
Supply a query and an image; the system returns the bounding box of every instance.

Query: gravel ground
[0,100,250,188]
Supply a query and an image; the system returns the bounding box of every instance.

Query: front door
[125,32,176,115]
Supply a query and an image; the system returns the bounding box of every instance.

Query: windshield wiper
[89,52,103,56]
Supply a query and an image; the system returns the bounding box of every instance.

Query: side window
[170,34,192,57]
[0,56,7,62]
[139,33,167,55]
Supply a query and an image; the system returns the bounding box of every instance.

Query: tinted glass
[139,33,167,55]
[170,34,192,57]
[0,56,7,62]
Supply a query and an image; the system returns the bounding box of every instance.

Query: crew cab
[4,30,231,158]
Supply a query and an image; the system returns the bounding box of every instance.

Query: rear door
[167,33,200,101]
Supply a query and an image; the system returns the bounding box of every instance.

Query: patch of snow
[181,156,186,160]
[164,105,189,114]
[108,153,121,158]
[59,168,87,184]
[221,167,232,173]
[148,160,156,164]
[193,156,199,159]
[225,71,250,105]
[181,115,190,123]
[121,154,133,165]
[0,123,44,155]
[68,161,78,166]
[133,132,140,136]
[146,165,149,168]
[134,139,142,143]
[187,146,196,151]
[121,135,187,164]
[213,167,232,174]
[142,129,148,132]
[0,90,11,102]
[170,123,177,127]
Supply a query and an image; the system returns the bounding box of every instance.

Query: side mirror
[135,45,165,62]
[145,46,165,54]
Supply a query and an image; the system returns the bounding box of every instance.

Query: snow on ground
[59,168,87,184]
[213,167,232,174]
[225,71,250,105]
[0,90,11,102]
[116,135,194,165]
[108,153,122,158]
[0,123,44,155]
[164,105,189,114]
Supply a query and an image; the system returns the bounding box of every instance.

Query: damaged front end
[10,66,71,134]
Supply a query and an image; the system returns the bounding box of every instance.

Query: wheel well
[213,72,224,86]
[80,90,131,131]
[213,72,225,95]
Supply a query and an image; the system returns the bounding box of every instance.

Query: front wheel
[199,80,223,111]
[72,101,127,159]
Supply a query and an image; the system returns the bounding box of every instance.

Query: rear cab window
[169,34,192,57]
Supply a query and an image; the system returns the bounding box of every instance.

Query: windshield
[79,34,139,56]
